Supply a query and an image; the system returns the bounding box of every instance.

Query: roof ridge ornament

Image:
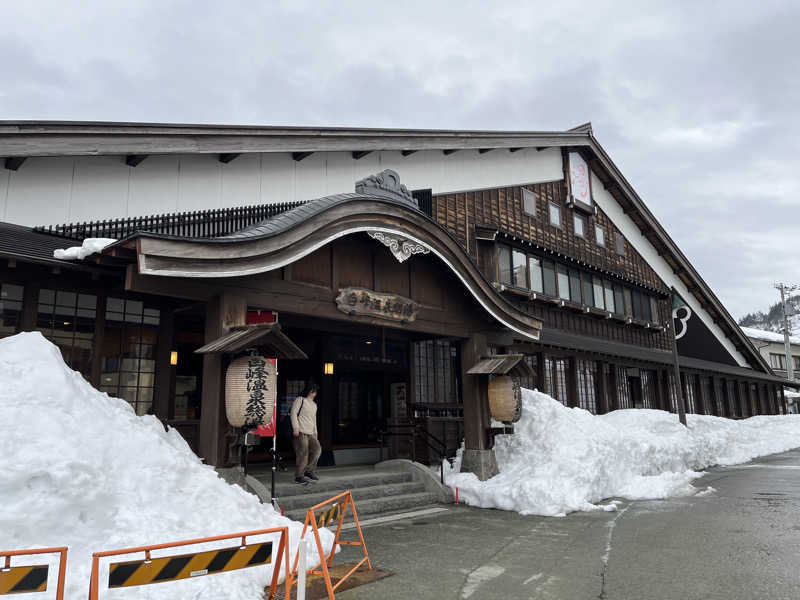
[355,169,416,205]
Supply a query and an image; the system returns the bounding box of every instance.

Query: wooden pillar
[153,304,175,420]
[319,334,334,451]
[461,333,490,451]
[655,369,666,412]
[20,281,39,331]
[567,356,579,408]
[698,375,710,416]
[536,351,546,394]
[90,295,106,388]
[608,363,618,412]
[596,360,609,414]
[199,293,247,467]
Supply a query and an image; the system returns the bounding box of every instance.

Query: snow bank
[0,332,333,600]
[53,238,116,260]
[446,388,800,517]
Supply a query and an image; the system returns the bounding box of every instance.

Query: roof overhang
[0,120,589,157]
[195,323,308,359]
[467,354,536,378]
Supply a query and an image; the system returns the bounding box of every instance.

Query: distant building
[740,327,800,382]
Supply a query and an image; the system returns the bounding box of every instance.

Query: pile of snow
[446,388,800,517]
[0,332,333,600]
[53,238,116,260]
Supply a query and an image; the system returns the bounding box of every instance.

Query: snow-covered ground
[446,388,800,517]
[0,332,333,600]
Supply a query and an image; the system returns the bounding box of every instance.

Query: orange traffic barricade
[288,490,371,599]
[0,546,67,599]
[88,527,290,600]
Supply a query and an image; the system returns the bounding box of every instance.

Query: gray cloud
[2,0,798,317]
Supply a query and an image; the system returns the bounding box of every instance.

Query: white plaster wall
[0,169,9,222]
[2,147,564,226]
[591,171,750,368]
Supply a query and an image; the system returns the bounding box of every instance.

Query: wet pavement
[334,449,800,599]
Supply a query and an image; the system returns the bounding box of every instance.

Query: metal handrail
[378,422,456,484]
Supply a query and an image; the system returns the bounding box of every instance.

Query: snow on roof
[740,326,800,346]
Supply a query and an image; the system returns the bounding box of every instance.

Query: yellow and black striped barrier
[0,564,49,595]
[0,547,67,600]
[89,528,290,600]
[108,542,272,588]
[316,502,343,529]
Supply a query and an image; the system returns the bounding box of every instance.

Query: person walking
[291,383,322,484]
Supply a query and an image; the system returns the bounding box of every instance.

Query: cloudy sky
[3,0,798,318]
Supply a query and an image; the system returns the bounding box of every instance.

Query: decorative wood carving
[367,230,430,263]
[335,287,419,323]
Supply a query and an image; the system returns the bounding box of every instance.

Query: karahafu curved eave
[121,184,542,341]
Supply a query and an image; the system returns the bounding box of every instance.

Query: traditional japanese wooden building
[0,121,789,479]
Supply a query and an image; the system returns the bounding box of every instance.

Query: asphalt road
[335,449,800,600]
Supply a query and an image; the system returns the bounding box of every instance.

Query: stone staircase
[267,463,449,522]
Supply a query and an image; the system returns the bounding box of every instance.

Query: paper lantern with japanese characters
[225,356,276,428]
[488,375,522,423]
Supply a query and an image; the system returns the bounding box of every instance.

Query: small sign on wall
[335,287,420,323]
[391,382,408,419]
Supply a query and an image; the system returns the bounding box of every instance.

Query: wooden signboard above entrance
[335,287,420,323]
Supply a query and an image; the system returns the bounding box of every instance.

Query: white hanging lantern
[225,355,277,427]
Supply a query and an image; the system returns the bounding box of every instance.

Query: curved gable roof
[110,170,542,341]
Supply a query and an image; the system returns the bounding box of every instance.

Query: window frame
[573,213,585,238]
[595,224,605,247]
[497,245,512,285]
[511,249,527,289]
[522,188,537,218]
[548,202,562,229]
[615,229,626,255]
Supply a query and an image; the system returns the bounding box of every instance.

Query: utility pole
[774,283,798,383]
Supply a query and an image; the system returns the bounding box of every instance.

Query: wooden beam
[292,151,313,162]
[351,151,372,160]
[401,150,417,156]
[125,154,147,167]
[478,148,493,154]
[4,157,26,170]
[442,149,459,155]
[218,153,240,164]
[509,147,523,153]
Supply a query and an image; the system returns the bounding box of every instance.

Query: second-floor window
[595,224,605,247]
[549,202,561,228]
[770,353,787,370]
[522,188,536,217]
[574,214,585,238]
[496,243,658,322]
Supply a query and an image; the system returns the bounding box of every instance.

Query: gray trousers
[293,433,321,477]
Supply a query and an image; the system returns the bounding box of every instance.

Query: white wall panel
[2,148,565,225]
[178,155,221,212]
[129,156,180,216]
[293,152,327,200]
[591,171,749,367]
[220,153,260,207]
[71,156,130,222]
[5,157,74,226]
[0,170,9,222]
[259,153,295,205]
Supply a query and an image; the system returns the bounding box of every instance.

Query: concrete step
[278,481,427,511]
[271,470,413,498]
[284,491,439,522]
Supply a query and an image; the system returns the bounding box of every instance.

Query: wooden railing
[33,201,308,241]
